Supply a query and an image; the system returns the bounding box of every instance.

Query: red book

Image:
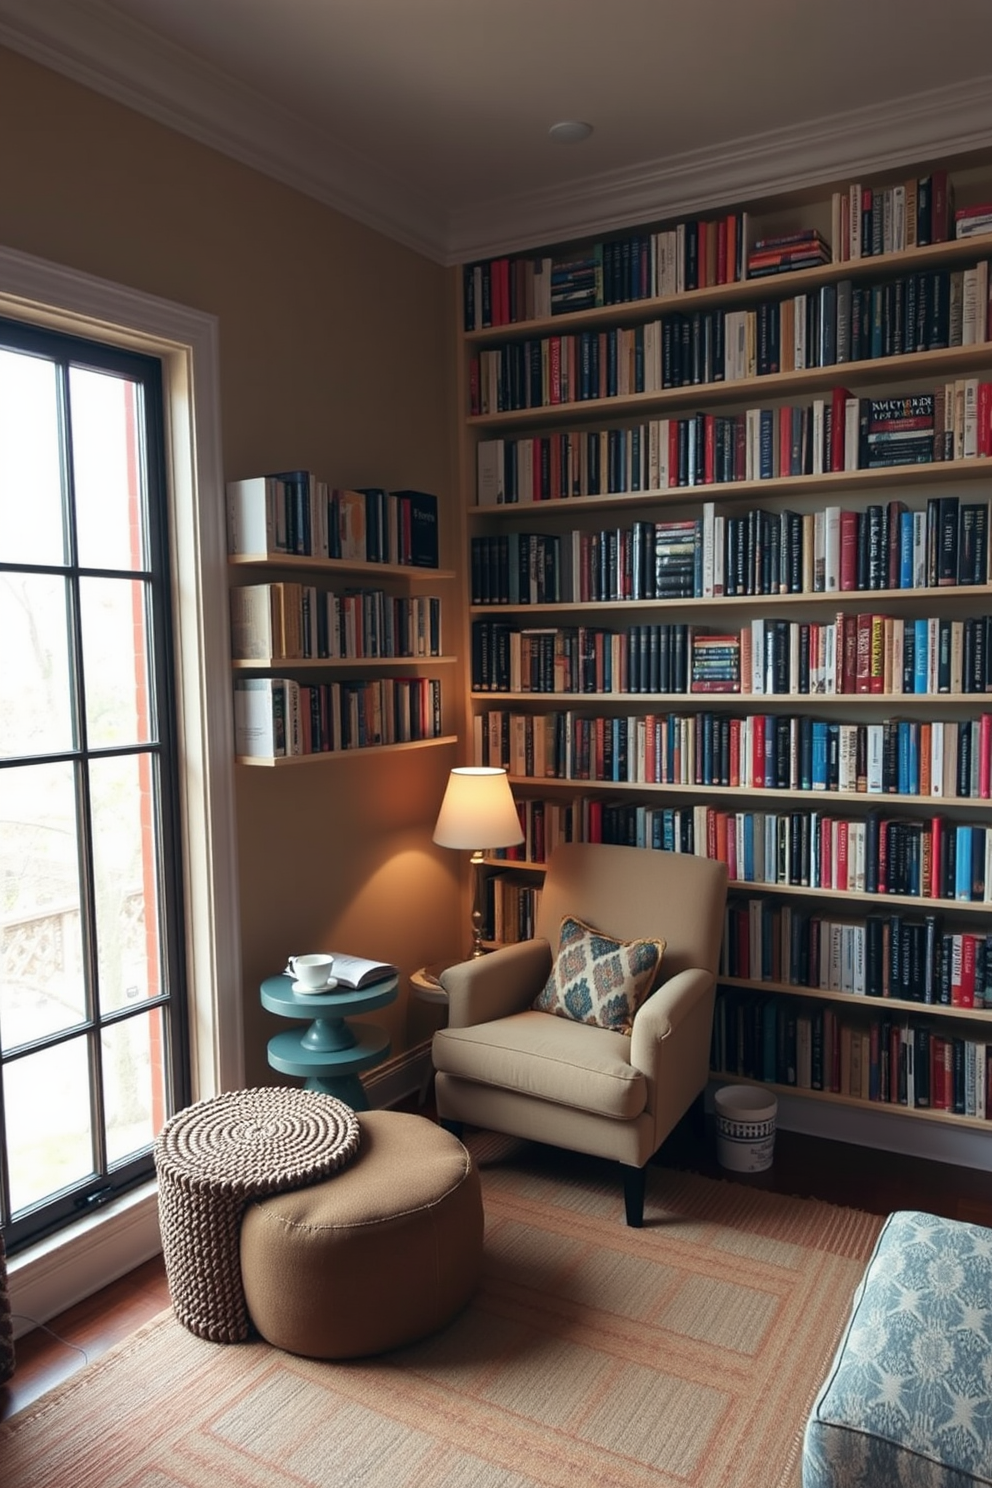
[830,387,853,472]
[548,336,562,404]
[706,807,717,859]
[752,714,766,787]
[726,814,738,880]
[704,414,717,484]
[842,613,859,694]
[724,214,737,285]
[980,713,992,799]
[979,382,992,458]
[779,408,791,479]
[960,933,978,1008]
[716,218,728,285]
[870,614,885,694]
[820,815,833,887]
[729,718,741,787]
[929,816,944,899]
[931,169,951,244]
[855,613,873,693]
[839,509,859,590]
[668,421,680,485]
[835,820,849,890]
[469,355,481,416]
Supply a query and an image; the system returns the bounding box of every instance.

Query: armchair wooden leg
[622,1164,646,1228]
[439,1118,464,1141]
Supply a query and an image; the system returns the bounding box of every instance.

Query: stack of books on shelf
[227,474,439,568]
[233,676,442,759]
[746,230,830,279]
[481,871,542,945]
[955,203,992,241]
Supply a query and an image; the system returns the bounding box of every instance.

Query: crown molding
[2,0,992,268]
[0,0,448,262]
[445,74,992,263]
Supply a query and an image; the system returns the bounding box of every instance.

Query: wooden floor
[3,1108,991,1422]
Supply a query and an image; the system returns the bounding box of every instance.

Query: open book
[324,953,398,989]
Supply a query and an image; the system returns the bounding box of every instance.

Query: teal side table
[261,973,398,1110]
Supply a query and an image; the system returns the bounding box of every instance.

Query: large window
[0,318,189,1252]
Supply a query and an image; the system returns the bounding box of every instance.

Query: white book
[962,268,979,345]
[963,378,979,457]
[751,618,766,694]
[866,724,885,793]
[713,515,725,596]
[701,501,716,598]
[838,724,858,791]
[794,294,807,369]
[227,475,281,556]
[931,721,945,797]
[233,677,287,757]
[811,398,826,475]
[853,923,866,995]
[844,399,861,472]
[912,510,928,588]
[477,440,505,506]
[841,922,855,991]
[848,183,862,259]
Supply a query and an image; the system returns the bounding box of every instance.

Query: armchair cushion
[432,1011,647,1121]
[531,915,665,1035]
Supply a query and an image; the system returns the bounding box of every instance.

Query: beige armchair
[432,842,728,1226]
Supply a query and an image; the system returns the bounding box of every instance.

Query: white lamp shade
[432,767,524,850]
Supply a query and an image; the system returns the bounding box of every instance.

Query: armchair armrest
[630,967,715,1072]
[440,938,553,1028]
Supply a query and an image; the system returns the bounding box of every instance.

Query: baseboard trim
[364,1041,433,1110]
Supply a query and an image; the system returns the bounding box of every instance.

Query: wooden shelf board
[236,735,458,766]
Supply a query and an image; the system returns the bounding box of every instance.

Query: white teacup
[289,953,334,990]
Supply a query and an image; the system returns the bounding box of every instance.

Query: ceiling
[4,0,992,264]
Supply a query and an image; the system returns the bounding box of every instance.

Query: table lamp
[432,766,524,957]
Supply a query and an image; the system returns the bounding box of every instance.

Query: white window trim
[0,245,242,1329]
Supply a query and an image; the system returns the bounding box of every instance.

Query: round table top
[261,972,398,1018]
[154,1086,360,1195]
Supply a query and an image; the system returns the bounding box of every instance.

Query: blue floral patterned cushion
[531,915,665,1035]
[803,1209,992,1488]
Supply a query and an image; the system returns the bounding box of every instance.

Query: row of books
[711,993,990,1117]
[475,707,992,802]
[479,871,542,946]
[477,388,992,506]
[232,676,443,758]
[467,263,992,415]
[470,498,988,608]
[471,613,992,699]
[831,172,953,261]
[462,212,751,329]
[461,172,962,334]
[721,896,990,1007]
[226,473,439,567]
[492,795,992,905]
[230,582,443,662]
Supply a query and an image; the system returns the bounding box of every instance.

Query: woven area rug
[1,1137,884,1488]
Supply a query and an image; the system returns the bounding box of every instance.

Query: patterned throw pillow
[532,916,665,1035]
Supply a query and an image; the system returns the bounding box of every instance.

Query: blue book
[899,510,914,588]
[955,825,974,901]
[914,619,929,693]
[897,721,910,794]
[800,716,813,790]
[743,814,755,880]
[811,722,828,790]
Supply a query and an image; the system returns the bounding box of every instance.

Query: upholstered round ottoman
[240,1110,483,1358]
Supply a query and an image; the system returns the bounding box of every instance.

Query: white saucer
[291,977,339,995]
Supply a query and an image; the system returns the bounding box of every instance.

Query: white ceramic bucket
[714,1085,777,1173]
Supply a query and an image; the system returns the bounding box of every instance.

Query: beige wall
[0,45,467,1086]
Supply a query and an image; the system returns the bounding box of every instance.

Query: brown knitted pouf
[240,1110,483,1359]
[0,1225,13,1384]
[154,1087,360,1343]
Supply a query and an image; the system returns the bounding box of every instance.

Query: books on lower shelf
[711,988,991,1119]
[234,676,443,757]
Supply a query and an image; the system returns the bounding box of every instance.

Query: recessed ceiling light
[549,120,593,144]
